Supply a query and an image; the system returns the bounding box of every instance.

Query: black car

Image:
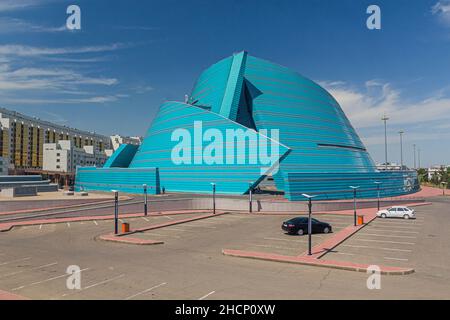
[281,217,332,235]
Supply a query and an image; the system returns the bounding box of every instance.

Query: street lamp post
[413,144,416,169]
[249,182,253,213]
[442,182,447,196]
[211,183,216,215]
[143,184,148,216]
[112,190,119,235]
[374,181,382,211]
[398,131,404,169]
[418,148,421,169]
[302,193,316,256]
[382,114,389,170]
[350,186,360,227]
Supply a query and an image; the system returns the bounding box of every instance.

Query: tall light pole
[211,183,216,215]
[398,130,404,169]
[349,186,360,226]
[302,193,317,256]
[143,184,148,216]
[382,114,389,170]
[374,181,382,211]
[248,182,253,213]
[413,144,416,169]
[112,190,119,235]
[418,148,421,169]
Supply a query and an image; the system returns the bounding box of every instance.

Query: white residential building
[110,134,142,151]
[43,140,113,173]
[427,165,450,181]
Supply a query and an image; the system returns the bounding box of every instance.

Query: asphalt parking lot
[1,198,450,299]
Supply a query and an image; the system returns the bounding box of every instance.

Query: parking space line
[368,227,419,234]
[67,223,71,228]
[141,232,181,239]
[164,227,196,232]
[341,244,412,252]
[371,224,420,230]
[93,221,98,226]
[62,274,125,297]
[264,237,308,243]
[0,257,32,266]
[142,217,149,222]
[199,291,215,300]
[253,244,301,251]
[0,262,58,278]
[12,268,89,291]
[384,257,409,261]
[358,233,417,239]
[181,224,217,229]
[39,224,42,230]
[124,282,167,300]
[352,238,415,245]
[164,216,174,220]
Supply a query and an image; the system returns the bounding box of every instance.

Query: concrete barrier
[0,186,37,197]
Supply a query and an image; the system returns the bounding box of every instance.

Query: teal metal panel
[103,144,139,168]
[75,167,159,194]
[129,101,290,194]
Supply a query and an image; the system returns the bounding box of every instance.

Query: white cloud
[322,81,450,129]
[432,1,450,25]
[0,17,65,33]
[0,0,39,12]
[0,43,126,57]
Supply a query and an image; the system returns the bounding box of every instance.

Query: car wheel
[404,214,410,220]
[297,229,304,236]
[381,213,387,218]
[323,227,330,234]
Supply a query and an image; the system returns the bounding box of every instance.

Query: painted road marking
[253,244,301,251]
[370,224,419,230]
[12,268,89,291]
[384,257,409,261]
[39,224,43,230]
[199,291,215,300]
[341,244,412,252]
[62,274,125,297]
[67,223,71,228]
[0,257,32,266]
[181,224,217,229]
[368,227,419,234]
[164,227,196,232]
[353,238,415,245]
[0,262,58,279]
[93,221,98,226]
[164,216,174,220]
[124,282,167,300]
[142,232,181,239]
[358,233,417,239]
[142,217,149,222]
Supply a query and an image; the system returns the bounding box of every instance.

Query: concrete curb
[98,234,164,245]
[222,249,414,275]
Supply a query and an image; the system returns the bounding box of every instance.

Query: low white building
[427,165,449,181]
[43,140,113,173]
[0,156,8,175]
[110,134,142,151]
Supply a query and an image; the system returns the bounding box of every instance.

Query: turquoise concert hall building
[75,52,419,200]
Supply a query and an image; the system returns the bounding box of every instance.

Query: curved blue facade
[76,51,419,200]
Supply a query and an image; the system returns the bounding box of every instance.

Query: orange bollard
[122,222,130,233]
[357,215,364,225]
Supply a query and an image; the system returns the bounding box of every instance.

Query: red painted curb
[0,210,221,232]
[98,234,163,245]
[0,289,29,300]
[222,249,414,275]
[119,211,229,236]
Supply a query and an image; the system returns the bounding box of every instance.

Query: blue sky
[0,0,449,168]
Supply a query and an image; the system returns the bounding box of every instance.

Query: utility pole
[413,144,416,169]
[398,131,404,169]
[382,114,389,170]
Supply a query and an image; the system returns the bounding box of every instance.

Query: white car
[377,206,416,219]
